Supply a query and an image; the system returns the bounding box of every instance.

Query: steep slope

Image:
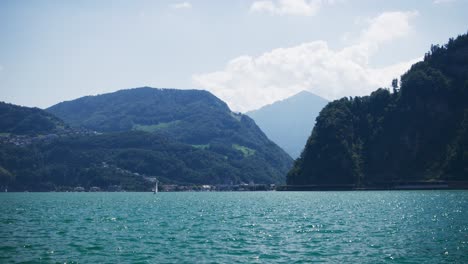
[47,88,228,134]
[246,91,328,158]
[288,33,468,186]
[0,92,293,190]
[45,88,293,185]
[0,102,66,135]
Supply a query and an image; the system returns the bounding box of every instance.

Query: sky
[0,0,467,112]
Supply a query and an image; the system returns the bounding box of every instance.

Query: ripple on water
[0,191,467,263]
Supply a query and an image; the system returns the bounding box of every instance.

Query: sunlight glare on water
[0,191,467,263]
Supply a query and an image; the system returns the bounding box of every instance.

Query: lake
[0,191,467,263]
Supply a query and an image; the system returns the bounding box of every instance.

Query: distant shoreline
[276,182,468,191]
[3,181,468,193]
[2,187,468,193]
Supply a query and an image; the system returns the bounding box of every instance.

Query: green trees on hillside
[288,33,468,186]
[0,102,65,135]
[0,131,283,191]
[1,88,293,191]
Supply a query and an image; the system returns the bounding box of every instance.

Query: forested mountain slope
[0,102,66,135]
[288,33,468,186]
[0,88,292,190]
[0,88,293,191]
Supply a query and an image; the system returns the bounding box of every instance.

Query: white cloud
[170,2,192,9]
[360,11,419,44]
[193,11,421,112]
[250,0,324,16]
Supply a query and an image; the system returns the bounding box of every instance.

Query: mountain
[0,88,294,191]
[246,91,328,159]
[47,88,228,134]
[0,102,66,135]
[288,33,468,187]
[32,88,293,188]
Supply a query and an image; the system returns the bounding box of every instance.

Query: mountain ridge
[1,88,294,191]
[36,87,292,188]
[0,101,67,135]
[247,90,328,158]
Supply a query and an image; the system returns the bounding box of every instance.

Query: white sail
[153,179,158,194]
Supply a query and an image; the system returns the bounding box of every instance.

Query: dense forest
[0,89,292,191]
[288,33,468,187]
[47,88,290,152]
[0,102,66,135]
[0,131,288,191]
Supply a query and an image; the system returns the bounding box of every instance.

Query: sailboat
[153,179,158,194]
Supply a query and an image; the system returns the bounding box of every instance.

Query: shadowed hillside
[0,89,294,191]
[288,33,468,186]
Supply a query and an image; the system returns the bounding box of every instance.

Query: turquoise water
[0,191,467,263]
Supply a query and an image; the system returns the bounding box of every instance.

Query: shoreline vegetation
[3,181,468,193]
[277,181,468,191]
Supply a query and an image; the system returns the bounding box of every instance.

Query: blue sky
[0,0,467,112]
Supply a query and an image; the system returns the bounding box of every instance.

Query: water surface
[0,191,467,263]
